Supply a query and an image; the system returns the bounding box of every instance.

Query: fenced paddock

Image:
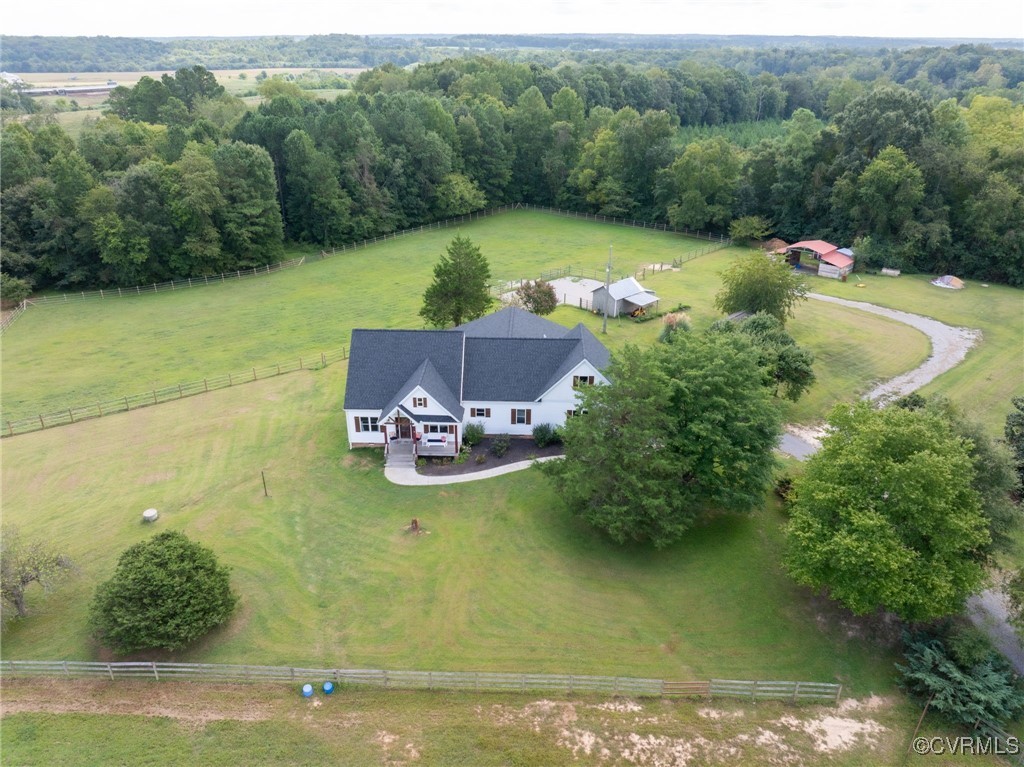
[3,348,349,438]
[0,661,841,704]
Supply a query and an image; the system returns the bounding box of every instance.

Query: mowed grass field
[2,210,939,429]
[0,364,896,692]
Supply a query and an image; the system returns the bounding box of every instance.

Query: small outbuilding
[591,277,659,317]
[776,240,855,280]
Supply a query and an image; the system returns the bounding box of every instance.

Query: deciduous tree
[785,402,990,621]
[1,526,73,626]
[513,280,557,315]
[714,251,808,324]
[420,235,492,327]
[545,331,780,547]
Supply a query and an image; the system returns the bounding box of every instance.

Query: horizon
[5,0,1023,41]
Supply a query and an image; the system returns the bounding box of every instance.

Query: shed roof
[819,251,854,268]
[787,240,841,256]
[602,276,656,301]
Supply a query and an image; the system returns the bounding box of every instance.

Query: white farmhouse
[343,307,610,460]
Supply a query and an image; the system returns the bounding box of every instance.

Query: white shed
[591,277,659,317]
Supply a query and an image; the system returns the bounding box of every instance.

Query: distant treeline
[1,54,1021,295]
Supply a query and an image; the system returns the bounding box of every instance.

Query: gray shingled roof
[344,330,463,411]
[456,306,567,338]
[463,337,581,401]
[379,357,464,421]
[346,311,610,412]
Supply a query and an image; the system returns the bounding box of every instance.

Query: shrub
[463,422,485,447]
[454,445,470,465]
[89,530,237,653]
[0,273,31,307]
[475,453,487,464]
[490,434,511,458]
[532,423,560,448]
[897,626,1024,728]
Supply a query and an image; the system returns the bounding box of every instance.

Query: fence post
[97,403,103,417]
[383,670,389,689]
[299,358,303,370]
[39,414,45,429]
[125,396,130,411]
[204,379,208,393]
[228,373,232,386]
[152,662,159,680]
[252,368,257,381]
[107,663,114,681]
[7,421,12,437]
[834,684,843,706]
[152,390,157,404]
[793,681,800,704]
[321,352,326,367]
[751,680,758,702]
[178,384,183,398]
[68,408,74,423]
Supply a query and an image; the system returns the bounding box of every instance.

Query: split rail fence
[0,661,841,704]
[3,348,349,438]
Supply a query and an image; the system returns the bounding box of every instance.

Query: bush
[532,423,561,448]
[89,530,237,653]
[897,626,1024,728]
[0,273,31,307]
[490,434,511,458]
[463,422,485,447]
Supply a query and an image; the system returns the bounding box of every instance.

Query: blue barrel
[323,681,334,695]
[301,683,314,697]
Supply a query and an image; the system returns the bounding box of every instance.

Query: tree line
[2,55,1022,294]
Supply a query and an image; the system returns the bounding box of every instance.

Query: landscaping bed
[416,437,564,476]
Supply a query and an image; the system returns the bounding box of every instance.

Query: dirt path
[780,295,1024,669]
[807,292,981,406]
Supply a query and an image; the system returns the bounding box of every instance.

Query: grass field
[1,679,1003,766]
[2,210,937,429]
[0,363,899,692]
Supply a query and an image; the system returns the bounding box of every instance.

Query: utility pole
[602,244,612,335]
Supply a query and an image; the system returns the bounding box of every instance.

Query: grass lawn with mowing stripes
[2,365,894,694]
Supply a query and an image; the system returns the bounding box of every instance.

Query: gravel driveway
[777,294,1024,669]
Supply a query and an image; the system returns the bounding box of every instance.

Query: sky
[3,0,1023,40]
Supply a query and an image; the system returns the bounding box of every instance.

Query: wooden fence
[974,719,1024,765]
[3,348,349,438]
[0,660,842,703]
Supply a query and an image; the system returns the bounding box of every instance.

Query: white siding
[346,409,385,448]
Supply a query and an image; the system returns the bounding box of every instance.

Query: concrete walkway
[384,455,563,486]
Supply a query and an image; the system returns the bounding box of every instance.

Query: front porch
[385,436,458,467]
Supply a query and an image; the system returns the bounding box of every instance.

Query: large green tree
[545,330,781,548]
[710,312,816,402]
[714,251,808,324]
[419,235,492,327]
[89,530,237,653]
[785,402,990,621]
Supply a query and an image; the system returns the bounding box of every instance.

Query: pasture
[0,362,896,691]
[2,210,939,429]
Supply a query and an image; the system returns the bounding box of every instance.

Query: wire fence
[3,348,349,438]
[0,299,29,335]
[0,660,842,704]
[21,257,307,307]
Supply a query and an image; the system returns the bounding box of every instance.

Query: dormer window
[412,397,428,408]
[573,375,595,387]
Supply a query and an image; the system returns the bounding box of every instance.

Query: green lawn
[1,680,1002,766]
[1,364,894,693]
[3,210,941,429]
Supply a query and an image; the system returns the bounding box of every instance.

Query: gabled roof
[456,306,567,338]
[346,309,611,411]
[819,251,854,268]
[598,276,657,302]
[786,240,840,256]
[463,337,581,401]
[379,357,464,421]
[343,329,463,411]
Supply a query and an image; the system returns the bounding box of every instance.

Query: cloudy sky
[4,0,1023,39]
